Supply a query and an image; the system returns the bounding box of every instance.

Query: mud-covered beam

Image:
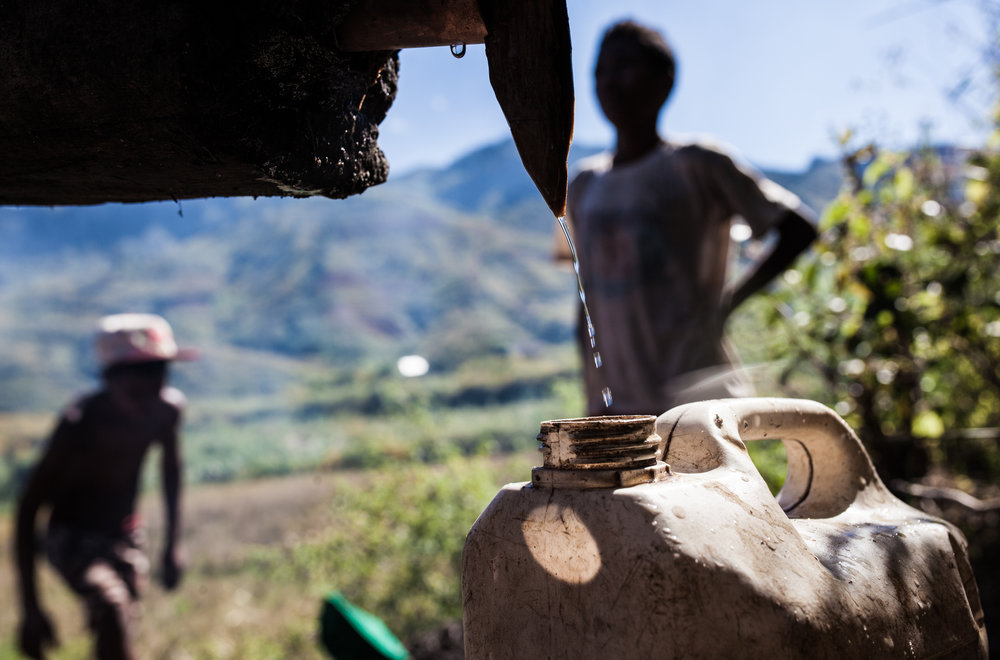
[0,0,398,206]
[2,0,573,214]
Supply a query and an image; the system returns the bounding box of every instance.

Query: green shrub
[249,456,522,640]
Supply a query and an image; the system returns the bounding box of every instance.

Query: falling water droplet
[557,215,613,408]
[602,387,613,408]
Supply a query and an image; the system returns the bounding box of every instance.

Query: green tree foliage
[765,133,1000,483]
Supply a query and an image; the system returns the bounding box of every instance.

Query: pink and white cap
[95,313,199,368]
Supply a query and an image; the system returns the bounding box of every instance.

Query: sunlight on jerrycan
[461,398,988,659]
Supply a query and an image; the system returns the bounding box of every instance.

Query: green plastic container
[319,591,411,660]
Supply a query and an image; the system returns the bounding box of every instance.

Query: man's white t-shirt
[558,139,811,415]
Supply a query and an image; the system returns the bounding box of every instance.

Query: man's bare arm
[726,211,817,314]
[159,403,185,590]
[15,420,72,657]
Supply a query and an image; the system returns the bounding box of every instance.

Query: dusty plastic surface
[462,398,988,659]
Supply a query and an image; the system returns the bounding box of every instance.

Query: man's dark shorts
[45,524,149,632]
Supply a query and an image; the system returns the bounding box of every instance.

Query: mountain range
[0,138,844,411]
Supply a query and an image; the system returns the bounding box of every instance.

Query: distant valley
[0,138,845,412]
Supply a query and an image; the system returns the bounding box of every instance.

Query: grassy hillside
[0,138,841,502]
[0,454,536,659]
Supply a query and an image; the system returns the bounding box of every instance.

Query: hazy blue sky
[378,0,997,175]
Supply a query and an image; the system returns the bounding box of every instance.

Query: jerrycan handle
[655,398,889,519]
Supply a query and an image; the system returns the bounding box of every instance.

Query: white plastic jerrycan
[462,398,988,659]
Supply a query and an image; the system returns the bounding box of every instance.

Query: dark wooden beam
[0,0,398,206]
[336,0,487,50]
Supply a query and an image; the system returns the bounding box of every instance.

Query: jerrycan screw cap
[532,415,668,489]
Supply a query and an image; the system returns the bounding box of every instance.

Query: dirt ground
[0,470,353,659]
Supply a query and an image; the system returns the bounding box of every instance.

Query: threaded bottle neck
[532,415,668,489]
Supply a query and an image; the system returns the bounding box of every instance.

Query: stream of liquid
[556,216,613,409]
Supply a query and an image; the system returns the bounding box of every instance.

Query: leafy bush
[764,139,1000,483]
[248,457,522,640]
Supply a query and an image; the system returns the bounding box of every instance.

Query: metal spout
[338,0,574,218]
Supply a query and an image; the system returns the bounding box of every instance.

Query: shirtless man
[15,313,196,660]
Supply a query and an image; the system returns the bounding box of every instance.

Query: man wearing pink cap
[14,314,196,660]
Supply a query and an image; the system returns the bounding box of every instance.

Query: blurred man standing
[556,20,817,415]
